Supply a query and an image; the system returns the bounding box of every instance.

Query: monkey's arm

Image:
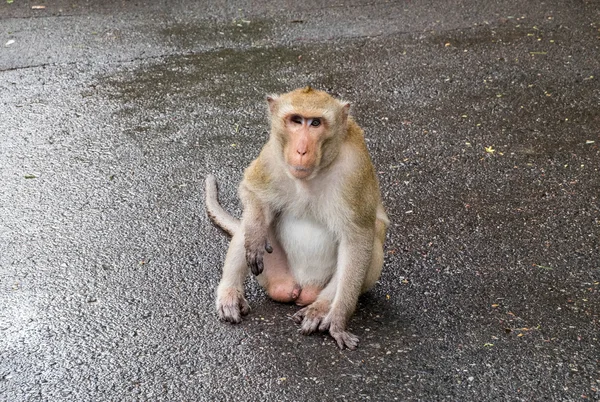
[239,159,275,276]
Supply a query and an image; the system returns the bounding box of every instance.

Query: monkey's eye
[291,115,303,125]
[310,118,321,127]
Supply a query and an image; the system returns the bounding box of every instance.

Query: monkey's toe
[299,316,322,335]
[239,298,251,316]
[218,304,242,323]
[291,307,307,324]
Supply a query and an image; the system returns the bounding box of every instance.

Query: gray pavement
[1,0,599,400]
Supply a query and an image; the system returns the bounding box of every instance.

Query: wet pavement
[1,0,599,400]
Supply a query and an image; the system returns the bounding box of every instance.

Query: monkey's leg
[216,229,251,323]
[322,230,375,350]
[255,227,302,303]
[361,217,387,292]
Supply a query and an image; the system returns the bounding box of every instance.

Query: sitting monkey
[206,87,389,349]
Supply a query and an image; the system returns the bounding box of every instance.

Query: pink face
[283,114,327,179]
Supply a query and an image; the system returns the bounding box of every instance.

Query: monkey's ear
[266,95,279,114]
[340,101,351,122]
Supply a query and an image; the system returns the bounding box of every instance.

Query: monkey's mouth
[289,165,313,179]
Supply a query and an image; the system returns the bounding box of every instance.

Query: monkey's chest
[276,213,338,286]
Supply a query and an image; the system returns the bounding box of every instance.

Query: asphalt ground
[1,1,599,400]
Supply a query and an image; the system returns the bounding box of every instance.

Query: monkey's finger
[249,259,264,276]
[331,330,359,350]
[247,258,255,275]
[246,257,254,275]
[249,261,258,276]
[345,334,359,350]
[256,257,264,275]
[246,252,264,276]
[264,240,273,254]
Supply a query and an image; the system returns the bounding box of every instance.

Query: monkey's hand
[320,312,360,350]
[328,323,359,350]
[244,234,273,276]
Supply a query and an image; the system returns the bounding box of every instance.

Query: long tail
[205,174,241,237]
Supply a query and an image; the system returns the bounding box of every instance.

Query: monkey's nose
[296,149,308,156]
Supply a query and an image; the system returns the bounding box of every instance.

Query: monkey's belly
[276,214,338,287]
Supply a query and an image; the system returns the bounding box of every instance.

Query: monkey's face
[267,87,350,180]
[281,114,328,180]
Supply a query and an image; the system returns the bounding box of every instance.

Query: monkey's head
[267,87,350,180]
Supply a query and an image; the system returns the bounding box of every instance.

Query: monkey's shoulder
[242,153,272,189]
[337,132,381,228]
[345,118,367,145]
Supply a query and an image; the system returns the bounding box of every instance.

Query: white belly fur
[276,213,338,287]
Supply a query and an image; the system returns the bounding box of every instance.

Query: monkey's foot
[292,299,330,335]
[216,287,250,323]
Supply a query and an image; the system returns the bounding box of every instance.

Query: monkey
[205,87,389,349]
